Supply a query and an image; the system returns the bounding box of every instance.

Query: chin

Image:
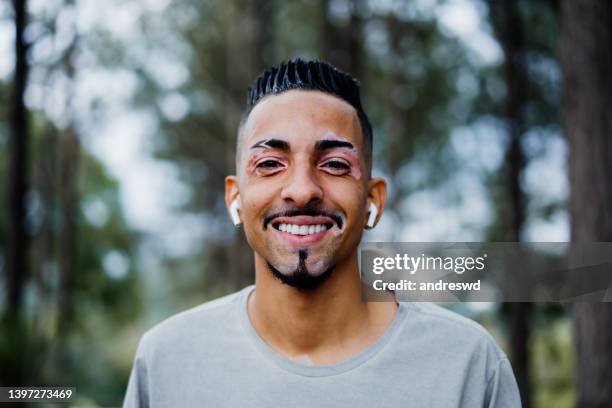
[267,249,335,291]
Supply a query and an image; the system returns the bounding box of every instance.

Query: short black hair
[240,58,373,171]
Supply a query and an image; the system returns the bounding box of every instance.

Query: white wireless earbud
[366,202,378,229]
[229,197,242,226]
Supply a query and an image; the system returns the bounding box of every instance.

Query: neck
[248,252,397,364]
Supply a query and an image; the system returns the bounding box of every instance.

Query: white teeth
[277,223,329,235]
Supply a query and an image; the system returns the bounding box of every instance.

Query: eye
[320,159,350,175]
[257,159,282,168]
[253,158,286,176]
[324,160,350,169]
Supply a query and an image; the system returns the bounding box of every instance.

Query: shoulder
[398,301,508,365]
[137,287,250,356]
[405,302,499,340]
[393,302,520,405]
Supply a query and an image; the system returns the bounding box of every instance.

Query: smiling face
[226,89,385,290]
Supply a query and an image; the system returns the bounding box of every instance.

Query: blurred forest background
[1,0,611,407]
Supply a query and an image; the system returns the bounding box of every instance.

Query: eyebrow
[315,140,355,151]
[250,138,290,151]
[249,138,355,153]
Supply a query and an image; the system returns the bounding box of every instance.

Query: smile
[274,223,332,235]
[268,214,339,246]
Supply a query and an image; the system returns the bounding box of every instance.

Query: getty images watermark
[360,242,612,302]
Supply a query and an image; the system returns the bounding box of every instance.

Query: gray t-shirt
[123,285,521,407]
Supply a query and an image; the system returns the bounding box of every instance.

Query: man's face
[233,90,371,289]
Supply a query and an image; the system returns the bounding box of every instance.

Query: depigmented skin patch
[233,90,372,285]
[316,131,363,181]
[251,138,290,151]
[246,149,288,177]
[245,133,364,180]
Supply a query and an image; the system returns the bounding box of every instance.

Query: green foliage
[0,0,573,405]
[531,314,575,408]
[0,101,143,401]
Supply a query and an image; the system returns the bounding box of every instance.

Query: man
[123,59,521,407]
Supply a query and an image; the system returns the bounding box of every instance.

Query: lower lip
[274,228,330,246]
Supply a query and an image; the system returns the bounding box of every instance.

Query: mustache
[263,208,344,230]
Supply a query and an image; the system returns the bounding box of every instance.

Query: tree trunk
[56,24,79,338]
[321,0,363,75]
[57,127,79,335]
[3,0,29,387]
[6,0,29,315]
[560,1,612,406]
[488,0,532,405]
[32,126,57,336]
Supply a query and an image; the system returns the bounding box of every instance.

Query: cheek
[242,193,264,215]
[324,181,367,221]
[240,195,269,252]
[240,187,272,228]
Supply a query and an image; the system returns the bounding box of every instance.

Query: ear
[225,176,241,226]
[365,177,387,229]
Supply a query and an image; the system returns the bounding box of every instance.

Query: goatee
[267,249,334,291]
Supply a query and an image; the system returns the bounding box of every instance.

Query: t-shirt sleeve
[123,335,150,408]
[485,358,522,408]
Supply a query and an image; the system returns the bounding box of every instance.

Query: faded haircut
[236,58,373,174]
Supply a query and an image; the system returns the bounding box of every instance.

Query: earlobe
[230,196,242,226]
[366,202,378,229]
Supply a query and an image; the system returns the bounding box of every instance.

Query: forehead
[241,90,363,149]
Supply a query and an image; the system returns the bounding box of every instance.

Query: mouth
[273,222,334,235]
[264,210,343,230]
[268,215,340,246]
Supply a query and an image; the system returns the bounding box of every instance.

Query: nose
[280,159,323,207]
